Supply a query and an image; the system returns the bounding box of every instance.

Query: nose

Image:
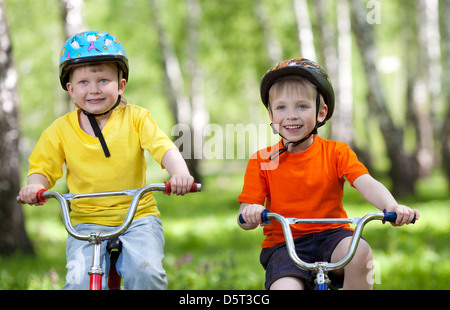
[88,82,101,94]
[286,106,299,120]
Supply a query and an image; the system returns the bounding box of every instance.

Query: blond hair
[268,76,325,110]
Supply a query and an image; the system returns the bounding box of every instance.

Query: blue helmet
[59,31,129,90]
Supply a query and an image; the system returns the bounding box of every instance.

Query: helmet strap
[81,95,121,158]
[268,90,321,161]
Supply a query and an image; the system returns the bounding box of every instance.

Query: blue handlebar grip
[238,214,245,224]
[383,211,397,223]
[383,209,416,224]
[239,209,270,224]
[261,209,270,223]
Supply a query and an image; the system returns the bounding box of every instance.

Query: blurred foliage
[2,0,449,290]
[6,0,438,173]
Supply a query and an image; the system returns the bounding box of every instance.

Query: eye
[298,103,310,110]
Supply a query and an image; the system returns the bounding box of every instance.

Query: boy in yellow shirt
[18,31,193,289]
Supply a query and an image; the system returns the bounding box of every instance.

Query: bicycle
[17,181,201,290]
[239,209,415,290]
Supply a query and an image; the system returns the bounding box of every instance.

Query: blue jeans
[63,216,167,290]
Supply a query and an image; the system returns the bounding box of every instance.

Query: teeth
[285,125,301,129]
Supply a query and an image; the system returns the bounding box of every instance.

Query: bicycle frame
[240,209,414,290]
[18,182,201,290]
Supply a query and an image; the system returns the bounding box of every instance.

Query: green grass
[0,200,67,290]
[1,172,449,290]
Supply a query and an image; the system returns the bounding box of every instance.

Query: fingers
[241,204,267,226]
[169,175,194,196]
[391,205,419,226]
[19,187,34,205]
[19,185,45,205]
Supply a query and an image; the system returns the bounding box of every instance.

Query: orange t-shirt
[238,136,369,248]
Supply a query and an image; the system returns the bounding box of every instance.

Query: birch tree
[59,0,86,114]
[149,0,207,182]
[60,0,85,38]
[440,0,450,187]
[405,0,439,177]
[349,0,418,196]
[293,0,316,60]
[312,0,355,147]
[0,0,33,255]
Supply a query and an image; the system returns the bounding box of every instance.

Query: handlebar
[239,209,415,272]
[238,209,415,226]
[17,182,201,243]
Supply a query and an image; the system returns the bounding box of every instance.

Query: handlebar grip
[36,189,48,203]
[238,214,244,224]
[190,183,200,192]
[383,209,416,224]
[239,209,270,224]
[238,214,246,224]
[163,181,200,195]
[16,189,48,204]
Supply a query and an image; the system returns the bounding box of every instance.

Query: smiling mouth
[284,125,303,131]
[87,98,105,104]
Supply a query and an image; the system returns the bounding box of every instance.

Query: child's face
[269,88,327,146]
[66,63,126,115]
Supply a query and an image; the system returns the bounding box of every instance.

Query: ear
[66,82,75,98]
[118,78,127,95]
[267,104,274,122]
[317,104,328,123]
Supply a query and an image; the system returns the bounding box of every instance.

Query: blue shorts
[260,228,357,290]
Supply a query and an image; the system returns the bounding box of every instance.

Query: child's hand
[19,184,46,206]
[388,205,419,226]
[168,174,194,196]
[240,204,268,227]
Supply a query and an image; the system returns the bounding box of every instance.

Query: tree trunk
[254,1,282,64]
[312,0,355,146]
[59,0,86,115]
[149,0,205,183]
[0,0,34,255]
[293,0,317,60]
[349,0,418,197]
[439,0,450,187]
[185,0,208,183]
[404,0,438,177]
[60,0,85,37]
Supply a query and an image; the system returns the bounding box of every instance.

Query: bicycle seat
[106,238,122,264]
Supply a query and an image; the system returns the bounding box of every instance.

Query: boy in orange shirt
[237,58,419,290]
